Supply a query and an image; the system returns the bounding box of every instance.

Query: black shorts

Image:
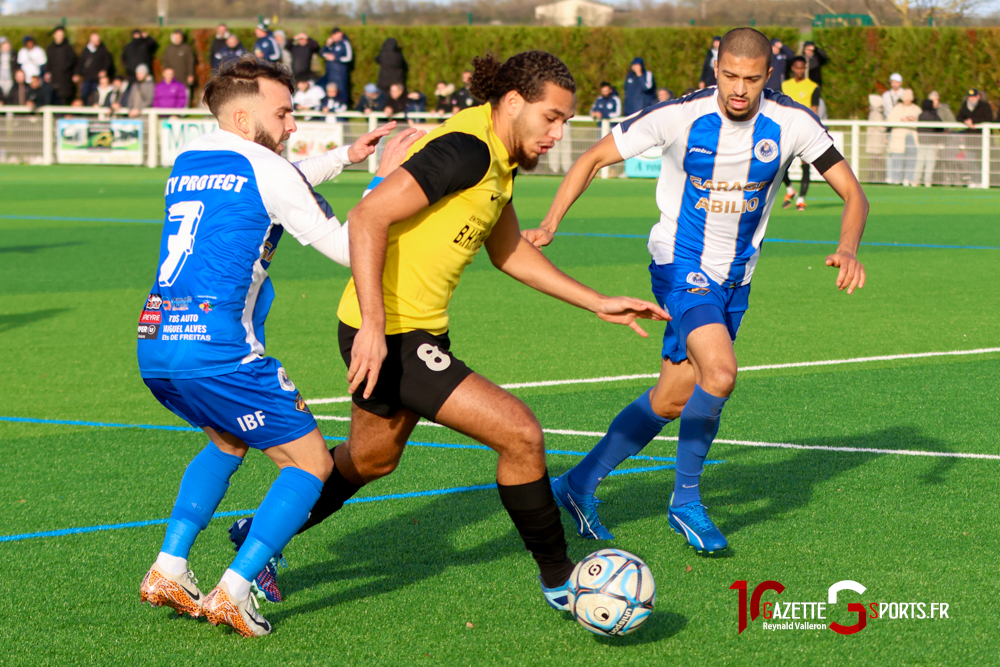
[338,321,474,420]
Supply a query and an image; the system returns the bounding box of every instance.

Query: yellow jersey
[782,77,820,110]
[338,103,516,335]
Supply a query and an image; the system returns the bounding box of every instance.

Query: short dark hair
[204,55,294,116]
[599,81,611,88]
[718,28,772,69]
[469,51,575,105]
[789,55,807,66]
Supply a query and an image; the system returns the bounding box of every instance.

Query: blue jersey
[137,130,351,380]
[613,88,834,286]
[254,34,281,62]
[591,94,622,119]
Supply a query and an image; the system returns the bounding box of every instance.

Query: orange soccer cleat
[202,581,272,638]
[140,563,205,618]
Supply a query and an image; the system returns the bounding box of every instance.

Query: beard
[509,113,540,171]
[721,96,755,122]
[253,121,288,155]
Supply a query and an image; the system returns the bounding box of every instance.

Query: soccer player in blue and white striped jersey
[525,28,868,553]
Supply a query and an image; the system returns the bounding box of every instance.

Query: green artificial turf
[1,165,998,665]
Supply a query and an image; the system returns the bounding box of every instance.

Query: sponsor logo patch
[686,272,710,288]
[140,310,162,324]
[754,138,779,163]
[199,301,213,313]
[294,392,311,414]
[170,296,192,311]
[137,323,159,339]
[687,287,711,295]
[688,146,714,156]
[145,294,162,310]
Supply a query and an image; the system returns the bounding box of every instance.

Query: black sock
[497,471,574,588]
[296,447,363,535]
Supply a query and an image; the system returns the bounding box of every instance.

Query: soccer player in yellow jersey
[300,51,669,610]
[782,56,821,211]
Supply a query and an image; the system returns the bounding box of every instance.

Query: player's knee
[649,392,686,420]
[312,451,335,482]
[506,415,546,460]
[359,453,401,481]
[701,366,737,397]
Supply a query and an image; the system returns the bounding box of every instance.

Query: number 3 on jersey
[158,201,205,287]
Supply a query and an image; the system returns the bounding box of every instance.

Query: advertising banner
[286,121,345,161]
[160,119,219,167]
[56,119,144,165]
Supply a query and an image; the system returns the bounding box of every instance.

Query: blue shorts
[144,357,316,449]
[649,262,751,363]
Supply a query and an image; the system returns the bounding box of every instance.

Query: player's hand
[347,323,388,399]
[521,227,555,248]
[595,296,671,338]
[375,126,425,177]
[825,250,866,294]
[347,121,397,164]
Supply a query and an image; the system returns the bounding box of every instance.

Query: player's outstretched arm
[345,168,431,398]
[821,160,869,294]
[521,133,624,249]
[489,203,669,337]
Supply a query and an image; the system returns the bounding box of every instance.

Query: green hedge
[816,27,1000,118]
[4,25,800,111]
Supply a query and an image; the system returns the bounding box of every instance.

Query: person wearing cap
[355,82,386,114]
[162,29,197,93]
[73,32,114,105]
[17,35,47,82]
[0,37,18,99]
[881,73,904,118]
[590,81,622,120]
[624,56,655,115]
[802,41,827,87]
[128,63,154,117]
[320,28,353,105]
[765,38,795,91]
[46,26,76,104]
[254,24,282,64]
[698,36,721,88]
[290,32,320,82]
[956,89,992,186]
[122,29,158,83]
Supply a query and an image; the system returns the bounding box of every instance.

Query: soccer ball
[567,549,656,636]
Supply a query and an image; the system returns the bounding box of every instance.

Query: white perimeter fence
[1,105,997,187]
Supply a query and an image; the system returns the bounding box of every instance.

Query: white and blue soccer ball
[567,549,656,636]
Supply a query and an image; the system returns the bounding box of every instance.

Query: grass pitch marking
[307,346,1000,404]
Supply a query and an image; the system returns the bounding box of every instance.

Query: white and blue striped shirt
[614,87,834,287]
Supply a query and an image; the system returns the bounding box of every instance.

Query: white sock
[796,197,805,205]
[786,186,795,195]
[156,551,189,576]
[221,569,253,601]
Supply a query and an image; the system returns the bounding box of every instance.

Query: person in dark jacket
[209,24,229,64]
[914,98,943,187]
[122,29,158,83]
[213,34,246,72]
[590,81,622,119]
[161,30,196,89]
[375,38,407,98]
[26,74,56,110]
[74,33,114,106]
[699,36,721,88]
[624,57,655,116]
[383,83,407,118]
[289,32,320,81]
[5,68,29,105]
[253,25,281,63]
[803,41,828,87]
[450,70,481,113]
[45,27,76,103]
[957,89,992,187]
[405,89,426,113]
[355,82,386,113]
[320,28,353,105]
[765,38,794,91]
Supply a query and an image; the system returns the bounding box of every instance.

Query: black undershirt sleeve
[812,145,844,175]
[401,132,492,206]
[811,86,821,109]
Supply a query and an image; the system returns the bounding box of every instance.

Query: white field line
[306,347,1000,405]
[311,415,1000,460]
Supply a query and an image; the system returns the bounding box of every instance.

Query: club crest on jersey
[686,272,710,289]
[277,367,296,392]
[145,294,162,310]
[199,301,213,313]
[754,139,779,163]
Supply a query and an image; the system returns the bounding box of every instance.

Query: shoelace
[184,570,198,586]
[683,504,715,532]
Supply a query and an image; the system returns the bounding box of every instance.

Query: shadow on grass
[0,242,85,254]
[0,308,71,334]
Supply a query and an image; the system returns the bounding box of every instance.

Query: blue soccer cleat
[667,493,728,554]
[540,576,571,611]
[228,517,287,603]
[551,474,614,541]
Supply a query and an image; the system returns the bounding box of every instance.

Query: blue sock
[567,389,670,496]
[161,443,243,558]
[230,467,323,582]
[672,385,728,507]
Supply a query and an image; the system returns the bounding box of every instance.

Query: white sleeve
[292,145,352,186]
[789,109,835,164]
[612,104,680,160]
[252,152,346,250]
[309,224,351,266]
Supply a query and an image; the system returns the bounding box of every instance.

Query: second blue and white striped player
[525,27,869,554]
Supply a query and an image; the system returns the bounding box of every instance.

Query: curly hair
[469,51,575,105]
[203,55,295,116]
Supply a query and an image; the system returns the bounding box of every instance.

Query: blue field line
[0,214,162,224]
[555,232,1000,250]
[0,461,726,544]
